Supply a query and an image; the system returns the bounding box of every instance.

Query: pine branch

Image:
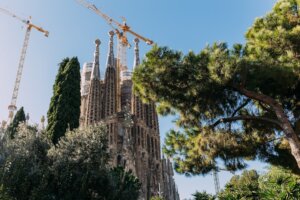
[211,115,282,128]
[232,85,279,108]
[231,99,251,117]
[258,101,274,114]
[266,136,284,144]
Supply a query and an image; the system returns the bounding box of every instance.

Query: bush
[0,124,141,200]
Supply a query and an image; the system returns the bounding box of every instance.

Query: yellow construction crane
[76,0,153,69]
[76,0,153,47]
[0,7,49,124]
[76,0,153,112]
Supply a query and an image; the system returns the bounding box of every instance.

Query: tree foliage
[46,125,110,199]
[47,57,81,144]
[0,123,51,200]
[133,0,300,175]
[107,167,141,200]
[218,170,260,200]
[259,167,300,200]
[192,191,215,200]
[0,125,141,200]
[6,106,26,138]
[218,167,300,200]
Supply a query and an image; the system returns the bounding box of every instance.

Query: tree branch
[211,115,282,128]
[232,85,279,107]
[258,101,274,114]
[231,99,251,117]
[266,136,284,144]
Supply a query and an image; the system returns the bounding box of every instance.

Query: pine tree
[133,0,300,174]
[47,57,81,144]
[6,107,26,138]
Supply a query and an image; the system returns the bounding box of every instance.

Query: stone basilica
[79,31,179,200]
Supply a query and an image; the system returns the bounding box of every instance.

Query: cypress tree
[47,58,69,122]
[6,106,26,138]
[47,57,81,144]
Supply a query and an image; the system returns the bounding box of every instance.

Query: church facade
[79,31,179,200]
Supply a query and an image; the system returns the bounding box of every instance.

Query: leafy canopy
[0,124,141,200]
[193,191,216,200]
[218,167,300,200]
[259,167,300,200]
[218,170,260,200]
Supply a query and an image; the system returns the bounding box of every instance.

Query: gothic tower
[85,39,102,125]
[103,31,118,118]
[131,38,144,120]
[80,34,179,200]
[128,38,162,199]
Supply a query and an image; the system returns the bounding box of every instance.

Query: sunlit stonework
[80,33,179,200]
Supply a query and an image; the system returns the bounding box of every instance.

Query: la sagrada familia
[79,31,179,200]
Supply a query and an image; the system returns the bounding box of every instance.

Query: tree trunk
[273,105,300,168]
[236,87,300,168]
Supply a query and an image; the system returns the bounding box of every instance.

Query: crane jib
[76,0,153,46]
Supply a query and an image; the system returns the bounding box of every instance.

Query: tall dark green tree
[6,106,26,138]
[133,0,300,175]
[47,57,81,144]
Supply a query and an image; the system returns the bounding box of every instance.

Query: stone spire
[85,39,102,125]
[133,38,140,68]
[131,38,144,120]
[103,31,118,117]
[107,31,115,69]
[91,39,101,80]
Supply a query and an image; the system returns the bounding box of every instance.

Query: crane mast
[8,26,31,119]
[0,8,49,124]
[213,169,220,195]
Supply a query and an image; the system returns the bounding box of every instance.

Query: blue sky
[0,0,276,199]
